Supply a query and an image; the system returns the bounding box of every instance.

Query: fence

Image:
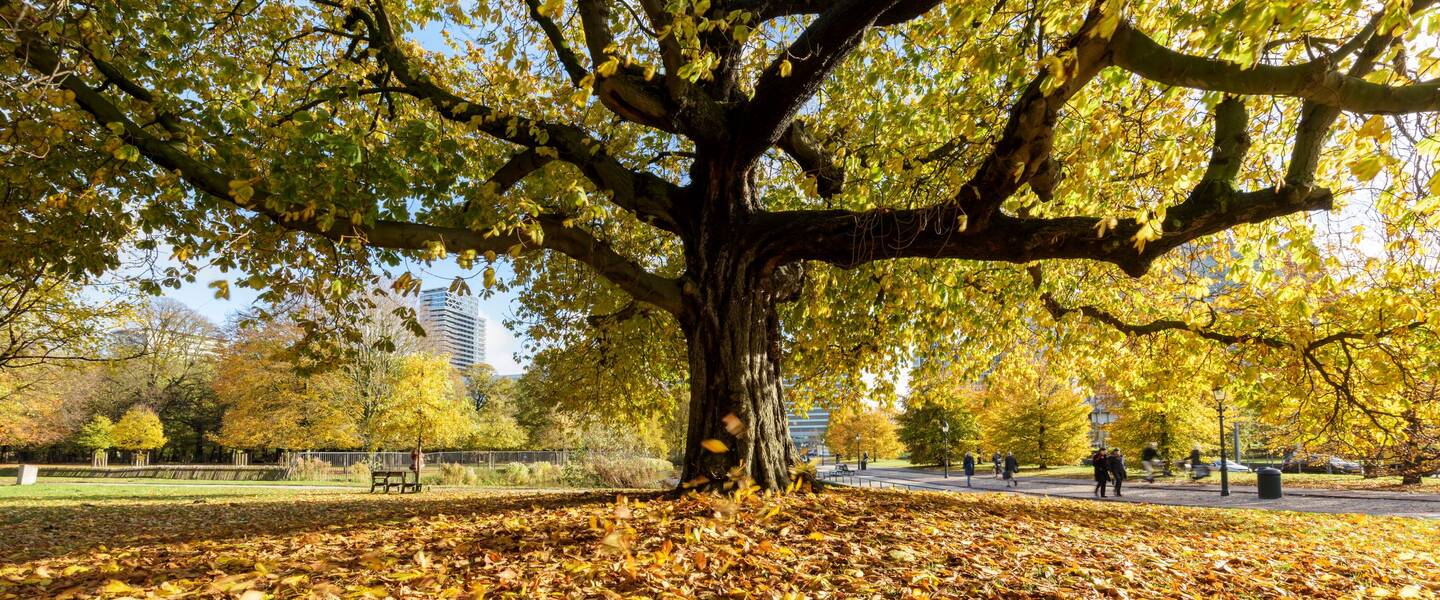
[284,450,572,470]
[41,465,288,481]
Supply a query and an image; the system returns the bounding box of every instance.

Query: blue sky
[158,258,530,375]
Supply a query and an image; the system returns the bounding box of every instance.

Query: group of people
[1091,447,1128,497]
[957,450,1019,487]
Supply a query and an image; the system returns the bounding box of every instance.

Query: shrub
[585,455,675,488]
[529,462,565,485]
[288,457,330,481]
[346,462,371,483]
[438,463,478,486]
[500,462,531,486]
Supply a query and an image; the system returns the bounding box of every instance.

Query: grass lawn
[2,484,1438,598]
[0,482,357,506]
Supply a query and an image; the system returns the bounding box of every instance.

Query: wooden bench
[370,469,422,494]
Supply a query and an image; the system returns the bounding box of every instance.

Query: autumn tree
[111,405,167,463]
[73,414,113,464]
[979,357,1091,469]
[825,408,902,460]
[8,0,1440,488]
[370,352,476,450]
[212,322,360,451]
[897,376,982,466]
[462,364,527,449]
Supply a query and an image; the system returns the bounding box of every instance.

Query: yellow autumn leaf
[700,438,729,453]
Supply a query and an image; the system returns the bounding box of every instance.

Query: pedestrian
[962,451,976,487]
[1091,447,1110,497]
[1141,442,1159,483]
[1003,451,1020,487]
[1108,448,1128,497]
[861,451,869,471]
[992,451,1002,478]
[1189,445,1203,480]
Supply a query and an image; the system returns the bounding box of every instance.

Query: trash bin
[1257,467,1283,499]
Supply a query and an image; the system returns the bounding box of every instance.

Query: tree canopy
[5,0,1440,488]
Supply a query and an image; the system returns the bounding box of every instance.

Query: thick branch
[361,1,683,233]
[13,30,683,315]
[757,183,1332,276]
[955,5,1114,226]
[776,120,845,198]
[1110,20,1440,115]
[734,0,902,161]
[524,0,588,86]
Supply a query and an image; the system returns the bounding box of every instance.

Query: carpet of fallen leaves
[3,485,1439,599]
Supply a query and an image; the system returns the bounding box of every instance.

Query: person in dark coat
[1141,442,1160,483]
[860,451,869,471]
[1189,446,1204,480]
[1091,448,1110,497]
[1108,448,1128,497]
[962,451,976,487]
[1003,452,1020,487]
[991,451,1002,478]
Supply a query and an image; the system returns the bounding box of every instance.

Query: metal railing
[284,450,572,470]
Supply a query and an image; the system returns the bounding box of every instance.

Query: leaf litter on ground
[1,486,1437,598]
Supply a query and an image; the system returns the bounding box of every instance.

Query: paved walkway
[826,467,1440,518]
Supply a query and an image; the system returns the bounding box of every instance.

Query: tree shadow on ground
[1,490,641,564]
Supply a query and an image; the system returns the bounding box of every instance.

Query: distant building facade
[787,404,832,457]
[1086,391,1118,448]
[418,287,487,371]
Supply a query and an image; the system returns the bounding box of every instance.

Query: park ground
[3,482,1439,598]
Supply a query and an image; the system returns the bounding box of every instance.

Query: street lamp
[1214,387,1229,497]
[855,433,862,470]
[941,420,950,479]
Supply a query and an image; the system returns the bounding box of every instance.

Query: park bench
[370,469,421,494]
[833,463,853,475]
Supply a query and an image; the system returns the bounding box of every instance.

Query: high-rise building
[787,404,832,456]
[418,287,487,371]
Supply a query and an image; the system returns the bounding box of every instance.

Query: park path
[827,466,1440,519]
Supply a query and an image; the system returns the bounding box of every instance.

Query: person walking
[1189,445,1203,480]
[1003,452,1020,487]
[1108,448,1128,497]
[860,451,869,471]
[991,451,1002,478]
[962,451,976,487]
[1091,447,1110,497]
[1141,442,1159,483]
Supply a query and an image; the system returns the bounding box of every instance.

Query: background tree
[211,322,359,451]
[462,364,527,449]
[111,406,167,463]
[370,352,476,450]
[8,0,1440,489]
[979,357,1091,469]
[825,408,903,461]
[897,377,982,466]
[73,415,114,461]
[0,365,91,449]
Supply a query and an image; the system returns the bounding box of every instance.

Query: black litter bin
[1257,467,1283,499]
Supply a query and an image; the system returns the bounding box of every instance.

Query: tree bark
[676,162,796,491]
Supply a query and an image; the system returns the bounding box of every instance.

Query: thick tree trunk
[676,161,797,491]
[679,284,796,490]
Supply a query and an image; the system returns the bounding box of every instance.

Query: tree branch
[733,0,903,163]
[1110,18,1440,115]
[776,119,845,198]
[954,4,1114,227]
[12,29,684,316]
[359,0,684,233]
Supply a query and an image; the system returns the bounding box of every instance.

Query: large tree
[6,0,1440,489]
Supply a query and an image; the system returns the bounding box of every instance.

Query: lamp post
[1214,387,1229,497]
[855,434,862,470]
[941,420,950,479]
